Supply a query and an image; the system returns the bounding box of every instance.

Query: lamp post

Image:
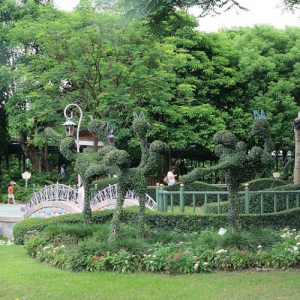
[107,129,116,146]
[63,103,83,188]
[22,171,31,189]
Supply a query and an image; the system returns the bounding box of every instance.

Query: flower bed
[22,225,300,274]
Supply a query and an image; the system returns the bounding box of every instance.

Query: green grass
[1,245,300,300]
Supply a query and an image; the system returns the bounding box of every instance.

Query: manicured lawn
[1,245,300,300]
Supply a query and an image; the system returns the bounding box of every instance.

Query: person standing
[60,164,66,176]
[7,181,17,205]
[167,166,177,186]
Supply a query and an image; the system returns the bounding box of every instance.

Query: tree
[0,0,25,167]
[115,0,246,21]
[283,0,300,11]
[2,0,63,172]
[7,6,195,168]
[229,25,299,159]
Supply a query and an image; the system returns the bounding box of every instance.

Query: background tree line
[0,0,299,181]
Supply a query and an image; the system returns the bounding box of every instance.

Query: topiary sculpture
[104,112,169,241]
[46,112,169,237]
[45,123,114,224]
[180,119,273,231]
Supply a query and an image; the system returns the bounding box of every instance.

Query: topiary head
[214,130,237,148]
[150,140,169,154]
[87,119,109,141]
[249,119,270,137]
[104,149,130,169]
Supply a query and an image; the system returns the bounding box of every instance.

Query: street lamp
[22,171,31,189]
[63,103,83,187]
[62,119,77,137]
[107,133,116,146]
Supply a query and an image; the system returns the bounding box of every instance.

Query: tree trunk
[227,181,241,231]
[137,193,146,238]
[93,135,98,152]
[109,189,125,242]
[19,132,41,172]
[294,117,300,183]
[43,143,50,172]
[82,177,92,225]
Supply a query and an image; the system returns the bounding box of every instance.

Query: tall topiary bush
[181,117,273,231]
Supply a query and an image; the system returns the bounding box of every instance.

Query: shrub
[22,223,300,274]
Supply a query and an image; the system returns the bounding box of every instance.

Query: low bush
[22,224,300,274]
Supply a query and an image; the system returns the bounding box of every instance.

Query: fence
[156,184,300,214]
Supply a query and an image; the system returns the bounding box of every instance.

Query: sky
[53,0,300,32]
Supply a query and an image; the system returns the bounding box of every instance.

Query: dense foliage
[0,0,297,192]
[20,222,300,274]
[180,118,274,230]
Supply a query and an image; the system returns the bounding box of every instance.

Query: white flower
[203,262,209,266]
[216,249,227,254]
[281,233,292,238]
[257,245,262,249]
[194,263,199,270]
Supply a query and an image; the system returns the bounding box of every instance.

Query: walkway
[0,203,25,239]
[0,203,25,218]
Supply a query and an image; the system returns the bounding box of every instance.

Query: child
[7,181,17,205]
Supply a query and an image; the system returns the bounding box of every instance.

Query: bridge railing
[156,184,300,214]
[89,184,157,210]
[25,183,79,211]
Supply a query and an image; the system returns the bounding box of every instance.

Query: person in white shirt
[60,164,66,176]
[167,166,177,186]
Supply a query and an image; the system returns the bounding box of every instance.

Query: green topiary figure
[104,112,169,241]
[180,118,273,231]
[45,123,114,225]
[46,112,169,235]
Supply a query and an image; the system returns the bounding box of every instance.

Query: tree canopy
[1,0,299,180]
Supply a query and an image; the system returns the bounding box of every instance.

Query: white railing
[24,184,79,211]
[90,184,157,210]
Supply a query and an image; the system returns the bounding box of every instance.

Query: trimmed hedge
[162,181,228,206]
[205,179,296,214]
[245,178,287,191]
[245,183,300,214]
[14,205,300,245]
[13,210,113,245]
[14,178,299,244]
[92,177,117,190]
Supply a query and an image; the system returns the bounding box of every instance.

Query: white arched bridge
[23,183,157,219]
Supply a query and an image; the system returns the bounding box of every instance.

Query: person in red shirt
[7,181,17,205]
